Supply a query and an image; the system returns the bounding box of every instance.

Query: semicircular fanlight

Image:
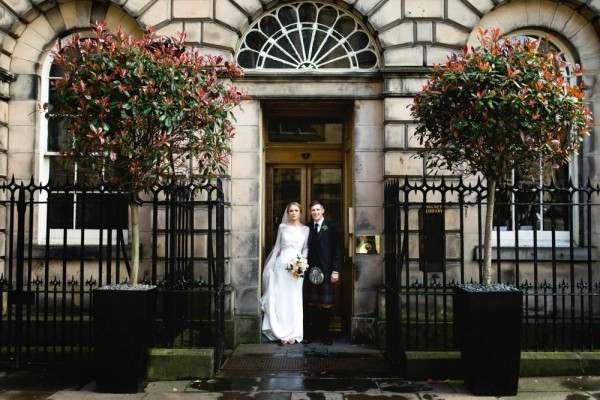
[237,2,379,70]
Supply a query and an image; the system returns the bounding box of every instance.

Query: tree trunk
[482,177,496,286]
[130,202,139,285]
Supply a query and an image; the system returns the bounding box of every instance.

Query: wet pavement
[2,340,600,399]
[0,366,92,400]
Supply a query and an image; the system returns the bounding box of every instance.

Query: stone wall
[2,0,600,345]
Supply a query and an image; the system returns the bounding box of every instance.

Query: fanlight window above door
[236,2,379,70]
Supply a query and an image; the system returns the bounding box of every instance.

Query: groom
[304,200,340,345]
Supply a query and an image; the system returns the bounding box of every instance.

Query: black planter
[93,284,157,393]
[454,284,523,396]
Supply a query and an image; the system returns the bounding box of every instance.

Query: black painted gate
[0,179,226,368]
[384,177,600,363]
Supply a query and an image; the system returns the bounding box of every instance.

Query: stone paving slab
[6,376,600,400]
[517,376,600,392]
[5,342,600,400]
[44,377,600,399]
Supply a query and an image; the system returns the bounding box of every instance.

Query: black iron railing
[384,177,600,358]
[0,178,226,368]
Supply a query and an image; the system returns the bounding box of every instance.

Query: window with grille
[493,32,580,247]
[39,44,128,245]
[236,2,379,70]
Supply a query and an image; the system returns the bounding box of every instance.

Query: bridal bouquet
[286,254,308,279]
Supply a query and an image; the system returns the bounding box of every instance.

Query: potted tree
[46,22,245,392]
[410,28,593,395]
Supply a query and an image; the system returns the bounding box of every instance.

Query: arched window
[39,42,128,245]
[494,32,580,247]
[236,2,379,70]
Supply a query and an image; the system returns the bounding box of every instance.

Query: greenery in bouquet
[286,254,308,279]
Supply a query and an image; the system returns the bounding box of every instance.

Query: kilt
[305,276,336,305]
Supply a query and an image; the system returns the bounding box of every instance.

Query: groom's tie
[313,223,319,233]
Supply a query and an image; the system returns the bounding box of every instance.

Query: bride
[261,202,310,344]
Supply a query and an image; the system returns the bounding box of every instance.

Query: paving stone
[3,343,599,399]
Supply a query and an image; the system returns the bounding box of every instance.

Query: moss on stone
[146,348,214,381]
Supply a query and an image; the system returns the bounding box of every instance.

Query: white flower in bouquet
[285,254,308,279]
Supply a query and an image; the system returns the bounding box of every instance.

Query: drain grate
[223,356,305,370]
[222,356,391,372]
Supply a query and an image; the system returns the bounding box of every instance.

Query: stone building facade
[2,0,600,345]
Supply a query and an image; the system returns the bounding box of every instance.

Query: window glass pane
[47,118,68,152]
[245,31,266,51]
[311,168,342,226]
[48,59,69,153]
[319,42,350,68]
[301,28,313,57]
[298,3,317,23]
[268,118,343,143]
[333,15,356,37]
[318,6,338,27]
[259,15,279,37]
[356,50,378,69]
[48,191,129,230]
[48,193,74,229]
[495,163,571,232]
[238,51,257,69]
[278,6,296,26]
[494,183,512,230]
[347,31,369,50]
[264,57,288,69]
[287,30,303,59]
[75,193,128,229]
[541,165,569,231]
[49,156,74,185]
[49,63,65,78]
[514,170,540,231]
[272,168,301,245]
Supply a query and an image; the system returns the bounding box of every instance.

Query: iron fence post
[14,185,26,368]
[214,178,225,371]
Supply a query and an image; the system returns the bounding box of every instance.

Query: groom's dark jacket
[307,219,341,276]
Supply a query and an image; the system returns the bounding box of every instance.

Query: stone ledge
[147,348,214,381]
[520,352,584,377]
[580,352,600,375]
[405,352,600,380]
[405,351,461,380]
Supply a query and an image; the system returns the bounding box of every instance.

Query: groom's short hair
[309,200,323,209]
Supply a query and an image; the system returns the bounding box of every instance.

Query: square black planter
[454,284,523,396]
[93,285,157,393]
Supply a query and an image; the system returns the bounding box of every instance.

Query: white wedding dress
[261,223,310,342]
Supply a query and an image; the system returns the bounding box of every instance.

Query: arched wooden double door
[263,101,353,336]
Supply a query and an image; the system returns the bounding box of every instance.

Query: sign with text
[418,204,445,272]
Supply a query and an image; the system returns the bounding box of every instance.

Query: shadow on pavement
[0,367,93,399]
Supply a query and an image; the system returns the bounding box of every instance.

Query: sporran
[308,266,325,285]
